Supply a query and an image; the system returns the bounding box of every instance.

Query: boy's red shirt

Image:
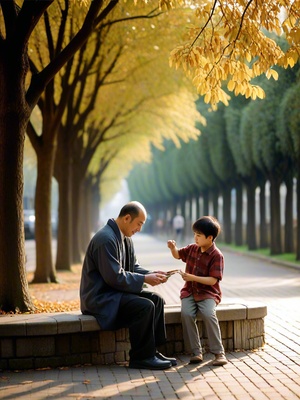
[178,242,224,304]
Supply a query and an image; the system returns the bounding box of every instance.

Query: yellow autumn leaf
[256,86,266,99]
[288,57,296,67]
[245,87,252,98]
[270,69,279,80]
[227,80,236,91]
[245,52,252,62]
[204,91,211,104]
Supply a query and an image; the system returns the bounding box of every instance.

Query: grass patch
[219,242,300,265]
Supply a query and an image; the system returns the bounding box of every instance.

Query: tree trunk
[80,179,92,253]
[284,176,294,253]
[91,179,101,234]
[180,199,185,218]
[259,181,268,248]
[246,181,257,250]
[32,143,58,282]
[71,165,83,264]
[183,196,191,239]
[0,46,34,311]
[234,182,243,246]
[269,176,282,255]
[195,195,201,219]
[55,130,72,270]
[212,190,219,219]
[203,191,209,215]
[188,195,193,223]
[222,185,232,244]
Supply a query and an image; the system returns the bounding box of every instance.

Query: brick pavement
[1,234,300,399]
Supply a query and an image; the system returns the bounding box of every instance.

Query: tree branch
[100,7,163,28]
[0,0,18,39]
[26,0,112,108]
[15,0,54,46]
[190,0,218,48]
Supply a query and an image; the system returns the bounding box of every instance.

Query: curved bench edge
[0,302,267,337]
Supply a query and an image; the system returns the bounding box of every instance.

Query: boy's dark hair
[192,216,221,241]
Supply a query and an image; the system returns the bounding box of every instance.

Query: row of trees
[1,0,201,312]
[127,59,300,260]
[1,1,300,313]
[26,2,200,285]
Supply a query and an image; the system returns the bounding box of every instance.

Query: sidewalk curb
[219,245,300,272]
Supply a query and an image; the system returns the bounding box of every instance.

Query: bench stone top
[0,301,267,337]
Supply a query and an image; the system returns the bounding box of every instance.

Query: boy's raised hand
[167,240,176,249]
[167,240,180,260]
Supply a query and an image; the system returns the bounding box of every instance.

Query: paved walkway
[1,234,300,399]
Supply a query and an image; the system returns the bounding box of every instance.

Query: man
[80,201,176,370]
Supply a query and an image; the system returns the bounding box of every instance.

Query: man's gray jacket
[80,218,149,329]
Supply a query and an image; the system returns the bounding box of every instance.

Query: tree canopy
[128,58,300,257]
[169,0,300,107]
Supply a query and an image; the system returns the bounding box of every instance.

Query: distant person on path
[80,201,176,370]
[172,213,185,244]
[167,216,228,366]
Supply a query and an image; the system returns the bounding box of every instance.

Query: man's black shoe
[156,351,177,366]
[129,356,172,370]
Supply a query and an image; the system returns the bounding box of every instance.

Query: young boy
[167,216,228,366]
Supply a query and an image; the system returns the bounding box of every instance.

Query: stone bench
[0,301,267,371]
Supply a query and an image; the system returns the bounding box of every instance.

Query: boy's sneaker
[189,354,203,364]
[212,353,228,366]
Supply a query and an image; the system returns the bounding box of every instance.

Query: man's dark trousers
[116,291,166,361]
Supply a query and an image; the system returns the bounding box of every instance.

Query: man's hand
[144,273,168,286]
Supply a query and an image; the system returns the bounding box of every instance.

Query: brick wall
[0,315,265,371]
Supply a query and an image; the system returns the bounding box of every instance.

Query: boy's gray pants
[181,296,225,355]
